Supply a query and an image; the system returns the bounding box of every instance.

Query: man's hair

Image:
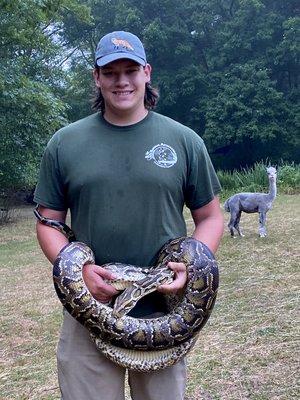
[92,68,159,113]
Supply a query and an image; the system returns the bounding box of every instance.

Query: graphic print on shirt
[145,143,178,168]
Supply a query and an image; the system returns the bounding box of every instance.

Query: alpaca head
[267,166,277,182]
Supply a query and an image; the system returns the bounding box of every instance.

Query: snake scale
[34,208,219,372]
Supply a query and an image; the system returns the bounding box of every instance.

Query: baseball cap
[95,31,147,67]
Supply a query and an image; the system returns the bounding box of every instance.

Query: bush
[218,161,300,199]
[277,163,300,194]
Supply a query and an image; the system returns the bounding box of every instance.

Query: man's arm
[158,196,224,293]
[36,206,69,263]
[36,206,118,303]
[191,196,224,254]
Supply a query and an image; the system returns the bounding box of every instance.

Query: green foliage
[218,161,269,197]
[0,0,91,191]
[205,65,287,145]
[1,0,299,194]
[218,161,300,199]
[62,63,95,122]
[0,68,66,189]
[277,162,300,194]
[57,0,299,170]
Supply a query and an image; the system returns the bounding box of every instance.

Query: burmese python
[34,207,219,372]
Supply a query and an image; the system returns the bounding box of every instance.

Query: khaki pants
[57,311,187,400]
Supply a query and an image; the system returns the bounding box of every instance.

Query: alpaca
[224,167,277,237]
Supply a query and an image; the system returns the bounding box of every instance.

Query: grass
[0,198,299,399]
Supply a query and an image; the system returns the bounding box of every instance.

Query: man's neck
[103,108,148,126]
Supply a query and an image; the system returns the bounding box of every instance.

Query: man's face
[93,59,151,118]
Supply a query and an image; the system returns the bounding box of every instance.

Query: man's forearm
[191,197,224,254]
[192,214,224,254]
[36,222,69,264]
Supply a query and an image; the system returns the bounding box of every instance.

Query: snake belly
[35,208,219,371]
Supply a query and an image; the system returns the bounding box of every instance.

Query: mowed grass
[0,196,299,400]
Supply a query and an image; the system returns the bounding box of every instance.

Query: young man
[34,31,224,400]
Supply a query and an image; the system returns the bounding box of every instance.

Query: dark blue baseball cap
[95,31,147,67]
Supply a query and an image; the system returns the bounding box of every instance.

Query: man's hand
[157,262,187,294]
[82,264,119,303]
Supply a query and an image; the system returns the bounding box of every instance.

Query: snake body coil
[35,208,219,372]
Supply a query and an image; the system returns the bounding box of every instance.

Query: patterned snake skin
[34,208,219,372]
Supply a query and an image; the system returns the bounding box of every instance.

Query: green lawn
[0,196,299,399]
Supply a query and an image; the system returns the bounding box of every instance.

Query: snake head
[111,268,175,318]
[112,285,142,318]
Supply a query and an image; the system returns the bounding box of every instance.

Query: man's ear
[93,68,101,88]
[144,63,152,83]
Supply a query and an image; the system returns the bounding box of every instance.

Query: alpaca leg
[258,212,267,237]
[228,212,238,237]
[234,212,244,237]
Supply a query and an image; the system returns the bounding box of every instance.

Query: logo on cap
[95,31,146,67]
[112,38,134,51]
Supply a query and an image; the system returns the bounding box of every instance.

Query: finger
[157,261,187,294]
[93,293,112,303]
[98,280,119,296]
[94,266,116,280]
[167,261,186,272]
[83,265,119,296]
[89,280,118,300]
[157,273,187,293]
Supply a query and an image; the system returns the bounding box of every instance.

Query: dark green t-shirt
[34,111,221,315]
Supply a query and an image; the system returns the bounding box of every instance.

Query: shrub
[277,163,300,194]
[217,161,300,198]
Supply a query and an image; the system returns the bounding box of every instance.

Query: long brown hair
[92,68,159,113]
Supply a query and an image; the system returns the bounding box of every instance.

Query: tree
[2,0,298,184]
[0,0,91,191]
[59,0,299,169]
[187,0,299,168]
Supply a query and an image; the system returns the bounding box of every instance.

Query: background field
[0,195,299,399]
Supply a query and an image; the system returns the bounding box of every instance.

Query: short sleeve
[185,139,221,210]
[33,138,67,211]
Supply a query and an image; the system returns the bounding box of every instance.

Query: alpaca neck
[268,179,277,200]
